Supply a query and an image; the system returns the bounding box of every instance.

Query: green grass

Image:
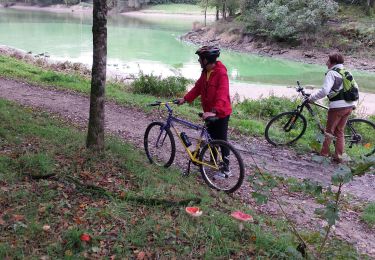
[361,202,375,227]
[143,4,215,15]
[0,98,299,258]
[0,99,365,258]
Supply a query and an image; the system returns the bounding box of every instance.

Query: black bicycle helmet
[195,46,220,59]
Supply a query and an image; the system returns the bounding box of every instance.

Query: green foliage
[132,72,191,98]
[18,153,56,178]
[63,228,87,254]
[361,202,375,227]
[287,178,323,196]
[234,95,299,120]
[241,0,338,41]
[315,202,339,226]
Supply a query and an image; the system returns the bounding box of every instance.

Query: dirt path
[1,77,374,257]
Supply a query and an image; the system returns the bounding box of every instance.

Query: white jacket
[309,64,355,109]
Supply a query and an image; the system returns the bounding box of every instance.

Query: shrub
[234,95,299,120]
[241,0,338,41]
[132,73,191,97]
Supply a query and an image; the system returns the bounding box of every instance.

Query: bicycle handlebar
[148,100,180,107]
[295,81,310,98]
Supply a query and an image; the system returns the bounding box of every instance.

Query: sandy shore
[229,83,375,116]
[8,4,92,14]
[122,10,215,20]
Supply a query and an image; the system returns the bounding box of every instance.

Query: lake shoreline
[3,3,92,14]
[2,3,375,73]
[181,27,375,73]
[1,44,375,115]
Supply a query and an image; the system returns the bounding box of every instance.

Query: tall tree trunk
[204,0,208,26]
[222,1,226,20]
[216,6,219,21]
[86,0,108,151]
[366,0,374,15]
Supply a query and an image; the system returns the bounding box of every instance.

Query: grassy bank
[0,97,366,258]
[1,54,374,158]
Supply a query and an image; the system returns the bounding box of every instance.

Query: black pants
[207,115,230,166]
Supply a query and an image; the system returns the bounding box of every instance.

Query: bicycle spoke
[345,119,375,158]
[144,122,176,167]
[200,140,244,193]
[265,112,307,146]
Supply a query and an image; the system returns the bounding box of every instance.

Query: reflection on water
[0,8,374,90]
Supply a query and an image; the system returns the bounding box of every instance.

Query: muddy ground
[0,77,374,257]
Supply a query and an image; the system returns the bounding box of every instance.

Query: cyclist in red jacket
[178,46,232,177]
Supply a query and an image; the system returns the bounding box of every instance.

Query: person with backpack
[178,46,232,177]
[308,53,359,163]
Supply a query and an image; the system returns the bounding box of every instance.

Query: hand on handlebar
[176,98,185,105]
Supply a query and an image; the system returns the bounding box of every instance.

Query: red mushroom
[185,207,203,217]
[231,211,254,231]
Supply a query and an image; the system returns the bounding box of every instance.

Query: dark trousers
[207,115,230,166]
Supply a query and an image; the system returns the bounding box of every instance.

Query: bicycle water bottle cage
[180,132,192,147]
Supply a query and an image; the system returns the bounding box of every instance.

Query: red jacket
[184,61,232,118]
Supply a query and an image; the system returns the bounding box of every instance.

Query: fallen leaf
[0,217,5,225]
[0,187,9,192]
[13,214,25,221]
[74,217,84,225]
[364,143,372,149]
[119,191,126,199]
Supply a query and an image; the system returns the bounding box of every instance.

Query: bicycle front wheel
[265,111,307,146]
[144,122,176,167]
[199,140,244,193]
[345,118,375,158]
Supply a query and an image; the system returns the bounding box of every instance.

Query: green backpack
[329,67,359,102]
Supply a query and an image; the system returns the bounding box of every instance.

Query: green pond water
[1,8,374,91]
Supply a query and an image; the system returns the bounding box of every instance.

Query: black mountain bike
[265,82,375,158]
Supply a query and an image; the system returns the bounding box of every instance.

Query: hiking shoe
[214,169,232,179]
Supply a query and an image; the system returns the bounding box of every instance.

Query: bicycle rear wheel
[144,122,176,167]
[345,118,375,158]
[199,140,244,193]
[265,111,307,146]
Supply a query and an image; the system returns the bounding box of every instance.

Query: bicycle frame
[295,84,354,141]
[155,102,220,169]
[296,101,328,134]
